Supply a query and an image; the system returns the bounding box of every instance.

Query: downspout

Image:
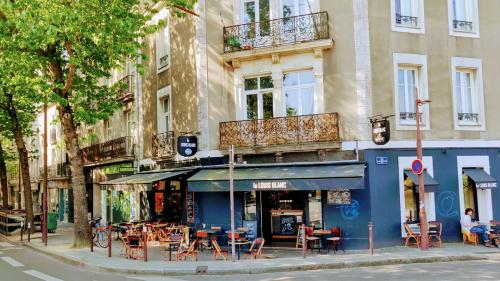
[136,40,144,173]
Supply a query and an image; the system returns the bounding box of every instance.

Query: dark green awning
[187,162,365,192]
[463,168,498,189]
[100,168,194,191]
[404,170,439,193]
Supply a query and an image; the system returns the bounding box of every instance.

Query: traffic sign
[411,159,423,175]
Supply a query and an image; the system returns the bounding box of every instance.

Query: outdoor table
[313,229,331,253]
[162,240,181,261]
[228,240,251,260]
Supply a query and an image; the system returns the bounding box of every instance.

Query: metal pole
[143,225,147,262]
[27,222,31,242]
[415,88,429,250]
[229,145,236,262]
[43,96,48,246]
[302,224,306,258]
[108,225,112,258]
[368,222,374,255]
[89,222,93,252]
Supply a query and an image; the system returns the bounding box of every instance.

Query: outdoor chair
[305,226,320,253]
[244,238,265,259]
[119,231,129,256]
[174,238,198,261]
[326,226,345,253]
[404,223,421,248]
[196,230,210,252]
[428,221,442,247]
[461,226,478,245]
[126,235,144,260]
[211,237,228,261]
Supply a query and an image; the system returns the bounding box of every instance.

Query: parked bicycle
[89,217,109,248]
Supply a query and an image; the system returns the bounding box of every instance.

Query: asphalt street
[1,236,500,281]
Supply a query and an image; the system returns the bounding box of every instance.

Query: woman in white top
[462,208,494,247]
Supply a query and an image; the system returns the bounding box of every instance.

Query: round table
[228,240,251,260]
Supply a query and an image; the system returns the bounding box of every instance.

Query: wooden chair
[196,230,210,251]
[462,226,478,245]
[428,221,442,247]
[326,226,345,253]
[305,226,320,253]
[119,231,129,256]
[175,238,198,261]
[245,238,265,259]
[211,237,228,261]
[404,223,421,248]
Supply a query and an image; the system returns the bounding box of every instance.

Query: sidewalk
[2,223,499,276]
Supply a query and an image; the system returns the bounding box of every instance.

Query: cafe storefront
[188,161,367,247]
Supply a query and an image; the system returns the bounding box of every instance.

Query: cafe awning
[463,168,498,189]
[187,162,365,192]
[404,170,439,193]
[100,168,195,191]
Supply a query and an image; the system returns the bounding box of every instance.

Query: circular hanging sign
[411,159,424,175]
[177,136,198,157]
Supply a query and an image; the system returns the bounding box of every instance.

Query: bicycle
[89,217,110,248]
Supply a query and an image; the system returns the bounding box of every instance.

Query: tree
[0,142,9,209]
[0,0,196,247]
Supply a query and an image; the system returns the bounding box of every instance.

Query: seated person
[462,208,494,248]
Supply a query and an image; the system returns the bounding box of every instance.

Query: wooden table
[162,241,181,261]
[228,240,251,260]
[313,229,331,253]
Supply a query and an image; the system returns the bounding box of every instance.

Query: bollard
[20,220,24,241]
[143,225,148,262]
[302,224,306,259]
[108,225,112,258]
[368,222,374,255]
[89,222,93,253]
[27,222,31,242]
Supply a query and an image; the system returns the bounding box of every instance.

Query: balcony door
[281,0,314,43]
[244,76,274,120]
[241,0,270,47]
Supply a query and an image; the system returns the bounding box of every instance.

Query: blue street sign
[375,156,388,165]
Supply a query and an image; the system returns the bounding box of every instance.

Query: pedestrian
[462,208,494,248]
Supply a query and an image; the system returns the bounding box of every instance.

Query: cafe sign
[252,181,287,190]
[477,182,498,189]
[177,136,198,157]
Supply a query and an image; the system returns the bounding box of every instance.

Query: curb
[16,241,488,276]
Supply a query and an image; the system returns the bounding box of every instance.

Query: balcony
[222,12,331,59]
[81,136,134,165]
[39,162,71,180]
[116,75,135,102]
[152,131,175,160]
[219,113,340,150]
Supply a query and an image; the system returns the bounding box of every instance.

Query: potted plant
[227,36,241,50]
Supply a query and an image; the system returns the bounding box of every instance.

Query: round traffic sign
[411,159,423,175]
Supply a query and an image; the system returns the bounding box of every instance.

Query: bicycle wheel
[97,230,110,248]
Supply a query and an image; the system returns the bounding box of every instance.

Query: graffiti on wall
[340,199,360,220]
[437,191,459,218]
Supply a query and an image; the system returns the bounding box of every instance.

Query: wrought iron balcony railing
[219,112,339,149]
[81,136,134,164]
[116,75,135,102]
[223,12,329,53]
[152,131,175,159]
[396,14,418,27]
[458,113,479,123]
[453,20,473,32]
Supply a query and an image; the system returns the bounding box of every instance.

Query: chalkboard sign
[243,220,257,240]
[280,215,297,235]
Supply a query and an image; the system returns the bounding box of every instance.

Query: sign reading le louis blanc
[252,181,288,190]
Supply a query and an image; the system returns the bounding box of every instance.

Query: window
[451,57,484,130]
[282,0,311,17]
[103,119,111,141]
[393,53,429,130]
[391,0,424,33]
[242,0,270,37]
[244,191,257,220]
[284,70,314,116]
[156,86,171,134]
[156,25,170,72]
[462,173,478,219]
[124,111,133,137]
[244,76,274,120]
[403,172,419,223]
[448,0,479,37]
[162,97,170,131]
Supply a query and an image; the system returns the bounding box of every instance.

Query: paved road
[2,236,500,281]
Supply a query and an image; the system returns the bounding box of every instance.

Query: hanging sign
[186,191,195,224]
[411,159,424,175]
[177,136,198,157]
[371,119,390,145]
[327,189,351,205]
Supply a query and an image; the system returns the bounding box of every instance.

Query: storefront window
[113,191,132,223]
[404,174,419,223]
[244,191,257,220]
[463,174,478,218]
[307,190,322,228]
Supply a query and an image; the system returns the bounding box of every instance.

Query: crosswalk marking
[0,242,14,248]
[1,256,24,267]
[23,270,64,281]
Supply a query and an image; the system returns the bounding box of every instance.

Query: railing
[458,113,479,123]
[81,136,134,164]
[453,20,473,32]
[396,14,418,27]
[219,112,339,149]
[116,75,135,102]
[40,162,71,179]
[152,131,175,159]
[223,11,329,53]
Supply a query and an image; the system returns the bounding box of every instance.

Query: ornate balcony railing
[116,75,135,102]
[458,113,479,123]
[223,11,329,53]
[453,20,473,32]
[396,14,418,27]
[81,136,134,164]
[219,113,339,149]
[152,131,175,159]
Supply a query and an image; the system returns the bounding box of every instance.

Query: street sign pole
[43,94,48,246]
[229,145,236,262]
[415,89,429,250]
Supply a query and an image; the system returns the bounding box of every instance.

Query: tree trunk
[58,105,89,248]
[0,143,9,209]
[6,94,35,232]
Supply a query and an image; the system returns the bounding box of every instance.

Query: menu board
[243,220,257,240]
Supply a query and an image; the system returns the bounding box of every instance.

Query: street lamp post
[42,96,48,246]
[229,145,236,262]
[415,89,430,251]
